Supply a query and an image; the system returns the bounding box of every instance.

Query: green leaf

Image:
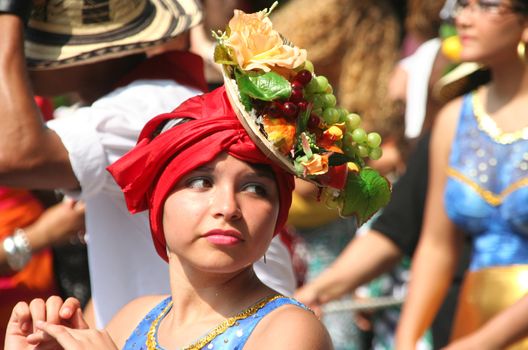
[297,104,311,135]
[214,45,236,65]
[340,168,391,226]
[328,153,349,166]
[235,70,292,101]
[239,93,253,112]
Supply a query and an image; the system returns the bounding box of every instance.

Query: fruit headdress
[213,2,391,225]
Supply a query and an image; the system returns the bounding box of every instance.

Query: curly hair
[405,0,445,42]
[271,0,401,133]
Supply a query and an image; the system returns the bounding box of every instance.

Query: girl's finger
[29,298,46,333]
[60,297,82,321]
[71,308,90,330]
[45,296,64,324]
[36,321,79,348]
[8,302,32,334]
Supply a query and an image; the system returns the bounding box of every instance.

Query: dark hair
[512,0,528,14]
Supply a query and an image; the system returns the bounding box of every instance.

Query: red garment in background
[0,188,58,345]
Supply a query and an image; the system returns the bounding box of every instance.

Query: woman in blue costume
[395,0,528,348]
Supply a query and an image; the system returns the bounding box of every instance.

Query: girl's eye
[479,0,500,9]
[243,183,268,197]
[187,177,212,189]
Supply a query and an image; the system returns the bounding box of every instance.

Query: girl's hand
[35,322,118,350]
[5,296,86,350]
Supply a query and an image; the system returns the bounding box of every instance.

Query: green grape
[314,76,329,93]
[351,128,367,144]
[311,107,323,117]
[322,107,339,125]
[325,196,342,209]
[343,132,354,146]
[357,144,369,158]
[326,84,334,94]
[337,108,349,122]
[312,94,325,110]
[305,78,319,94]
[323,94,337,108]
[304,60,315,73]
[345,113,361,131]
[367,132,382,148]
[369,147,383,160]
[323,189,342,209]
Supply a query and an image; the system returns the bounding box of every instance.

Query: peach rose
[224,9,306,72]
[301,154,329,175]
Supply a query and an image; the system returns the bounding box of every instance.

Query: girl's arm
[245,305,334,350]
[395,98,464,349]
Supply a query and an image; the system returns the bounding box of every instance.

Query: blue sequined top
[123,295,309,350]
[445,92,528,271]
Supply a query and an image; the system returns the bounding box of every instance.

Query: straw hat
[25,0,202,70]
[433,62,491,103]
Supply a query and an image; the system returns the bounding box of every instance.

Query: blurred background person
[395,0,528,348]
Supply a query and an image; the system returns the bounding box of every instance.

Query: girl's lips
[459,35,473,43]
[203,229,244,245]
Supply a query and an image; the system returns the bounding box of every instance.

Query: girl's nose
[211,185,242,221]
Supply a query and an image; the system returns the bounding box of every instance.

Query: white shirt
[47,80,296,327]
[400,38,441,139]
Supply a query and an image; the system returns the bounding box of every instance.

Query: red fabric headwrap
[107,87,294,262]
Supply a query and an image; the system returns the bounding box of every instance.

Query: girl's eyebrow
[247,164,276,181]
[193,164,276,181]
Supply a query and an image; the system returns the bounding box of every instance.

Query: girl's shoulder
[244,298,333,350]
[106,294,169,348]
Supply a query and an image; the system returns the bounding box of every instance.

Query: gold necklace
[472,91,528,144]
[146,294,284,350]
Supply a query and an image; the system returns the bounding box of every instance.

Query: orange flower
[301,154,329,175]
[318,124,345,153]
[225,9,306,72]
[262,115,296,155]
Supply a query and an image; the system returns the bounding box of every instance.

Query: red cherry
[290,87,304,103]
[295,70,313,86]
[298,100,309,111]
[268,101,283,118]
[308,114,321,129]
[291,80,304,90]
[282,102,298,118]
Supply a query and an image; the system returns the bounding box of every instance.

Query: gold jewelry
[147,294,285,349]
[518,41,527,63]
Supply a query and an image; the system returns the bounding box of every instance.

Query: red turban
[107,87,295,262]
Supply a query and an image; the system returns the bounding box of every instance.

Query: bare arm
[0,199,85,274]
[246,306,334,350]
[443,294,528,350]
[0,15,78,189]
[395,99,464,349]
[295,230,402,310]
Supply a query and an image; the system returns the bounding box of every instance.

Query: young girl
[4,87,334,350]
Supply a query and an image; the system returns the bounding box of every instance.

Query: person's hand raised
[294,285,323,318]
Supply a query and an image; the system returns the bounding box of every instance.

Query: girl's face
[162,153,280,274]
[455,0,528,65]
